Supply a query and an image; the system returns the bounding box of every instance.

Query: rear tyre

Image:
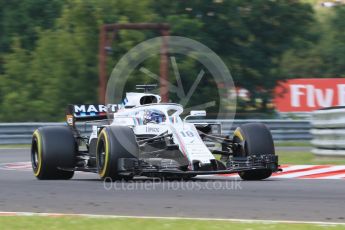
[31,126,76,180]
[96,126,139,181]
[233,123,275,180]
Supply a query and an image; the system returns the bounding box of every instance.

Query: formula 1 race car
[31,85,279,181]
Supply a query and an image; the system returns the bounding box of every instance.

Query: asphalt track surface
[1,148,345,223]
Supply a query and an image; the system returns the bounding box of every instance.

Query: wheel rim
[97,139,106,172]
[233,135,246,157]
[31,138,39,172]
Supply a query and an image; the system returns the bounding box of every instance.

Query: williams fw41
[31,86,280,181]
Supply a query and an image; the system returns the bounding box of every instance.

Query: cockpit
[143,109,166,124]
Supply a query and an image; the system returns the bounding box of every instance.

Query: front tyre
[96,126,138,181]
[233,123,275,180]
[31,127,76,180]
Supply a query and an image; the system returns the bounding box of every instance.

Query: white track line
[0,211,344,226]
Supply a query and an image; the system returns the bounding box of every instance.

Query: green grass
[0,141,311,149]
[274,141,311,147]
[277,151,345,165]
[2,143,345,165]
[0,216,344,230]
[0,144,30,148]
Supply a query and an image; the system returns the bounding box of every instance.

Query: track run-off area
[0,148,345,223]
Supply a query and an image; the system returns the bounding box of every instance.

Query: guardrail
[0,120,311,145]
[311,107,345,156]
[193,119,312,140]
[0,122,93,145]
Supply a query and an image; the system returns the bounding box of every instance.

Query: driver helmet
[144,109,166,124]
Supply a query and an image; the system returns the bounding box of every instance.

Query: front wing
[116,154,279,177]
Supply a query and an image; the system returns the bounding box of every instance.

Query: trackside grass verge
[274,141,311,147]
[1,143,345,165]
[0,144,30,149]
[0,216,344,230]
[0,142,311,148]
[276,151,345,165]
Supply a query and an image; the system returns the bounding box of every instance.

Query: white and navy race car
[31,85,279,181]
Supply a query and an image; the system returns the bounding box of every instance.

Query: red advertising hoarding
[274,78,345,112]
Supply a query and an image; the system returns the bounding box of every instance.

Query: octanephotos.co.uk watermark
[103,178,242,191]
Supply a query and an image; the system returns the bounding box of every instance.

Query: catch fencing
[0,120,311,145]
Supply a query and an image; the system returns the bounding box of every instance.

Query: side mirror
[190,110,206,117]
[184,110,206,122]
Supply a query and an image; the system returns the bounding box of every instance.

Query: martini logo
[73,104,118,114]
[74,105,107,113]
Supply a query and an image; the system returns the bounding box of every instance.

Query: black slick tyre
[96,126,138,181]
[233,123,275,180]
[31,126,76,180]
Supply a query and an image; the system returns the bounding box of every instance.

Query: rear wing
[65,104,118,126]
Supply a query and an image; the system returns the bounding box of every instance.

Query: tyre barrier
[311,107,345,157]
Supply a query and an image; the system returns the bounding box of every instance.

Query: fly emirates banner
[274,78,345,112]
